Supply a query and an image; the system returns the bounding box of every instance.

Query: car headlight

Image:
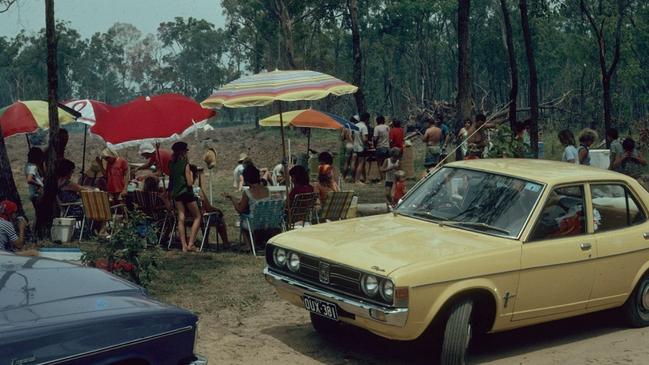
[273,247,287,267]
[287,252,300,272]
[380,279,394,302]
[361,274,379,297]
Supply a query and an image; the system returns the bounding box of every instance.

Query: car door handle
[580,243,592,251]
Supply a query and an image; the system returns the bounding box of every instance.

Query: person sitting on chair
[223,165,270,252]
[314,164,340,206]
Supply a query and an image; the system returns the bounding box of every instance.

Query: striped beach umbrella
[0,100,76,138]
[201,70,358,108]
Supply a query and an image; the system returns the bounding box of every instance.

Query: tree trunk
[275,0,297,69]
[456,0,472,125]
[455,0,472,161]
[499,0,518,130]
[348,0,366,114]
[0,124,24,215]
[519,0,539,158]
[41,0,61,233]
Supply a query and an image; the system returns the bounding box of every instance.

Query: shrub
[82,210,161,287]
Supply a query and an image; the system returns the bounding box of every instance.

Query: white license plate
[303,295,339,321]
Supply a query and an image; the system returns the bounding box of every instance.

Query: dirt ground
[196,298,649,365]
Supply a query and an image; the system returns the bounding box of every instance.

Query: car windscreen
[396,167,544,238]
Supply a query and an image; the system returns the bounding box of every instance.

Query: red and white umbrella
[64,99,112,125]
[91,93,216,149]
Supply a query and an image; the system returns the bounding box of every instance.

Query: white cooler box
[51,217,76,243]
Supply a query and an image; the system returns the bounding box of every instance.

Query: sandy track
[196,299,649,365]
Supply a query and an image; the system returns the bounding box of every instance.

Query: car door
[588,182,649,308]
[512,184,597,321]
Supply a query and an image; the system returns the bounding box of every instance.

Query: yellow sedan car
[264,159,649,364]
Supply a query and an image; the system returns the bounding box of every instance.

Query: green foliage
[82,210,162,287]
[487,125,530,159]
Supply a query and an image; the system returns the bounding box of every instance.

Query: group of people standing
[558,127,647,178]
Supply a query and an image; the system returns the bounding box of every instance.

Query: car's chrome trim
[264,267,408,327]
[41,325,195,365]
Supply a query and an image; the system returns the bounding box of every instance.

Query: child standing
[392,170,407,207]
[380,148,401,208]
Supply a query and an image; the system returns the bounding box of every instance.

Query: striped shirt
[0,218,18,251]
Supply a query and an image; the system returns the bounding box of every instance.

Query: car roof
[445,158,629,185]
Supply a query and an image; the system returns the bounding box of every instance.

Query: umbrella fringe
[100,118,211,150]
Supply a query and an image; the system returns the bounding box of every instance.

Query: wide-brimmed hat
[172,141,189,153]
[395,170,406,178]
[101,147,118,158]
[238,152,248,163]
[203,148,217,169]
[138,142,156,155]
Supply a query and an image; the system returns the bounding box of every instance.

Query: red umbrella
[91,93,216,149]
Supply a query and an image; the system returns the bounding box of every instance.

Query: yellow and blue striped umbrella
[201,70,358,108]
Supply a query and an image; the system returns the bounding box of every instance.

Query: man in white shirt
[352,112,370,183]
[373,115,390,180]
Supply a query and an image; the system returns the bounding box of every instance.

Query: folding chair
[134,190,172,246]
[286,192,318,230]
[57,197,83,218]
[240,199,285,256]
[79,190,126,242]
[317,191,354,223]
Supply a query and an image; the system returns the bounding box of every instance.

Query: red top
[392,180,406,206]
[289,184,314,203]
[389,127,405,151]
[149,149,172,175]
[106,157,128,194]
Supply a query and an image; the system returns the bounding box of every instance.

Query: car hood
[272,214,515,275]
[0,252,143,313]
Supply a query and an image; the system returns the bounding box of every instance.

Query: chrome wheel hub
[641,283,649,311]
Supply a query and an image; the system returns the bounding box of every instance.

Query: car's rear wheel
[623,272,649,327]
[310,312,340,334]
[440,298,473,365]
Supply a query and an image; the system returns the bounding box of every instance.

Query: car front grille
[266,244,391,306]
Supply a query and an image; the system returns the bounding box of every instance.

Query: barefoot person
[380,148,401,208]
[168,142,201,252]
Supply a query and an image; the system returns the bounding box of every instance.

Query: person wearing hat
[98,147,130,202]
[136,142,172,176]
[233,152,249,191]
[169,141,201,252]
[0,200,26,252]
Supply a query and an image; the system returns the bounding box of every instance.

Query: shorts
[385,181,394,188]
[376,147,389,160]
[174,192,197,204]
[424,145,442,167]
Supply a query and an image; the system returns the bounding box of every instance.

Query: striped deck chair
[287,192,317,230]
[240,199,285,256]
[79,190,125,242]
[134,190,172,245]
[317,191,354,223]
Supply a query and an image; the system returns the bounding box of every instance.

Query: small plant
[487,125,530,158]
[82,210,162,287]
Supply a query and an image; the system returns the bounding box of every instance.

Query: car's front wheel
[623,272,649,327]
[440,298,473,365]
[310,312,340,335]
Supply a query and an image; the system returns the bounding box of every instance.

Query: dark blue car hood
[0,253,197,364]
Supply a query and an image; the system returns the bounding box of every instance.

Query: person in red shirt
[288,165,314,203]
[389,119,405,155]
[391,170,407,207]
[136,142,172,176]
[99,147,130,202]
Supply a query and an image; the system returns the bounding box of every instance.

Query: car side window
[590,184,646,232]
[529,185,586,241]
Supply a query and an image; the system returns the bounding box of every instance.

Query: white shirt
[233,164,244,188]
[562,145,579,164]
[353,122,368,152]
[374,124,390,149]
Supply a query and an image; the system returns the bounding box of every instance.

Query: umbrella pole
[278,101,292,227]
[25,135,31,149]
[156,144,167,190]
[81,124,87,175]
[307,129,311,155]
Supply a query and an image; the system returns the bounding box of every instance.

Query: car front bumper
[264,267,408,327]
